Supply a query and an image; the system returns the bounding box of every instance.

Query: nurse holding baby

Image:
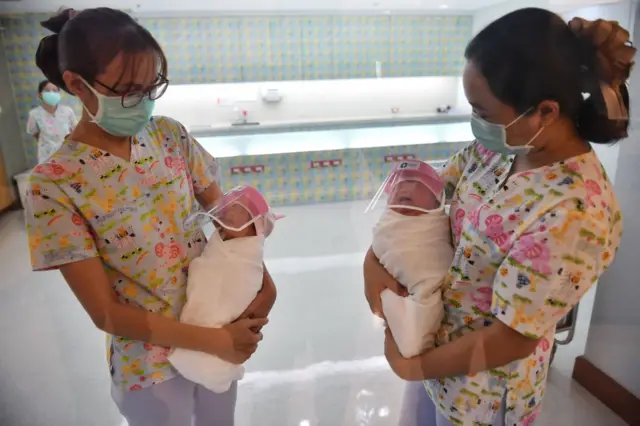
[364,8,632,426]
[26,7,275,426]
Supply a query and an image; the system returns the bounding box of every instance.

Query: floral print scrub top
[427,141,622,425]
[25,116,220,392]
[27,105,78,163]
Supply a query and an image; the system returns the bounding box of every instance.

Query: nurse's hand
[212,317,268,364]
[363,247,408,319]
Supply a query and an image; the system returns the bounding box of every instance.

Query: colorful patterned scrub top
[25,116,220,392]
[27,105,78,163]
[427,141,622,425]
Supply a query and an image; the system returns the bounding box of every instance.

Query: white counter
[197,120,472,158]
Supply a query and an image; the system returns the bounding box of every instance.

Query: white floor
[0,201,627,426]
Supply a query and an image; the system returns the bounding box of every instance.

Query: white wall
[560,0,635,27]
[584,90,640,397]
[579,0,640,398]
[154,77,463,131]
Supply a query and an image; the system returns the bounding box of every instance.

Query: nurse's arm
[387,203,599,381]
[363,247,409,317]
[27,111,39,141]
[384,321,539,381]
[259,264,277,316]
[59,257,256,355]
[196,181,224,211]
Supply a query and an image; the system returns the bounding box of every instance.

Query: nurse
[26,7,274,426]
[364,9,632,426]
[27,80,77,162]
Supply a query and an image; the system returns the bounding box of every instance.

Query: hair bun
[40,8,77,34]
[570,17,636,122]
[569,17,636,84]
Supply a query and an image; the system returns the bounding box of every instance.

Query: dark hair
[465,8,634,144]
[37,80,51,94]
[35,8,168,94]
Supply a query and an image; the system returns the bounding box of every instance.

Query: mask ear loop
[503,107,545,152]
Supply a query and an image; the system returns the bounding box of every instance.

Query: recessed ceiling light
[439,4,449,8]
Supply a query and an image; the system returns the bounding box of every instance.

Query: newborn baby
[369,160,454,358]
[168,185,280,393]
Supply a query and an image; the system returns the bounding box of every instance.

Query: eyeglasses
[94,75,170,108]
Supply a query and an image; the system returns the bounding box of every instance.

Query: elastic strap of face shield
[184,209,279,237]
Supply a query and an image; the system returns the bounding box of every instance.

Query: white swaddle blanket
[168,231,264,393]
[372,209,454,358]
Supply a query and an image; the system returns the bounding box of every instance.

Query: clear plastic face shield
[185,185,282,238]
[365,160,445,215]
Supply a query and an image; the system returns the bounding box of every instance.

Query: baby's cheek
[426,194,442,210]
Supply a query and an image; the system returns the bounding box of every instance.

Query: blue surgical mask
[471,111,544,155]
[41,91,61,107]
[82,79,155,137]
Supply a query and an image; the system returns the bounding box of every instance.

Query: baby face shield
[186,185,282,237]
[365,160,445,215]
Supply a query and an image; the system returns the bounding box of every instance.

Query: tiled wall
[219,141,464,206]
[0,13,471,166]
[140,15,471,83]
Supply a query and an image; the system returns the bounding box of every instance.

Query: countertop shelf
[196,118,473,158]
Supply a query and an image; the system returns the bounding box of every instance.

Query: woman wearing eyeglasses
[26,8,275,426]
[27,80,77,163]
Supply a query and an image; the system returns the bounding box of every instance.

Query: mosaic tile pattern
[217,141,465,206]
[0,12,471,166]
[140,15,472,83]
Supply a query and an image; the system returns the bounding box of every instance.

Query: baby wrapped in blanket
[169,185,280,393]
[368,160,454,358]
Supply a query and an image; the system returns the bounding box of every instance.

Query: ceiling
[0,0,623,14]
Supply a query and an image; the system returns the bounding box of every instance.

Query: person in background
[27,8,275,426]
[364,9,633,426]
[27,80,77,163]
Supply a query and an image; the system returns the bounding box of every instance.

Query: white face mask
[471,109,545,156]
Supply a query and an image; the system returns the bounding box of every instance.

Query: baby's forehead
[221,202,250,216]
